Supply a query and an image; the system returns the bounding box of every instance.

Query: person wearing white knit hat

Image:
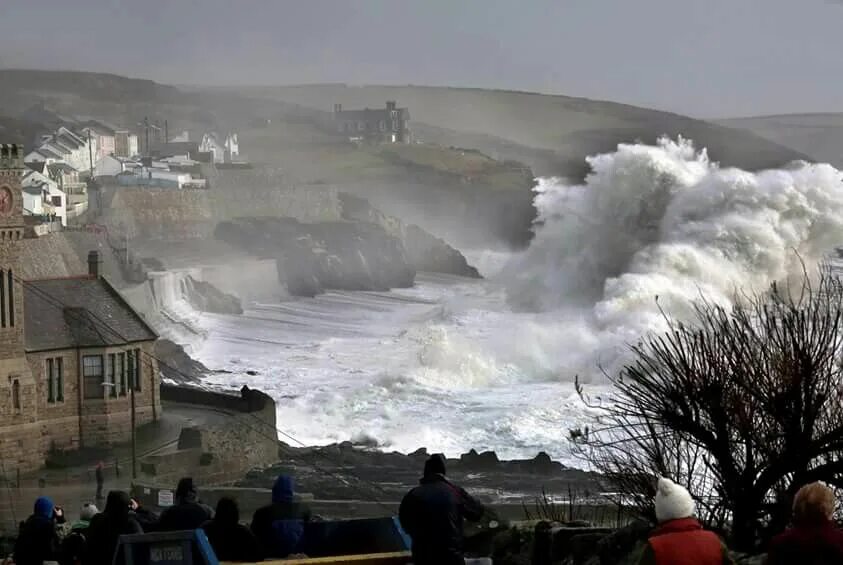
[636,477,733,565]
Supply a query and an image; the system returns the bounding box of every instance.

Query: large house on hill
[0,144,160,473]
[333,101,411,143]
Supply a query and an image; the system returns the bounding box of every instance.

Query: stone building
[0,144,160,474]
[333,101,411,143]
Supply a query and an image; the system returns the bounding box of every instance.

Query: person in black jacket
[202,497,264,562]
[398,454,485,565]
[14,496,63,565]
[157,477,214,532]
[250,474,311,558]
[84,490,143,565]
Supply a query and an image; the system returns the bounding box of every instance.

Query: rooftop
[24,276,157,351]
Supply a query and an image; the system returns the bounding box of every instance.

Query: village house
[114,130,139,158]
[199,132,240,163]
[0,144,160,473]
[80,121,117,162]
[333,101,411,143]
[21,168,67,227]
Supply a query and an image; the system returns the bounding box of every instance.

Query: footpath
[0,403,231,533]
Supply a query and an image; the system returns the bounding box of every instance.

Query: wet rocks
[215,216,415,296]
[182,275,244,315]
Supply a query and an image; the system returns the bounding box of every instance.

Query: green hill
[233,84,810,177]
[717,113,843,168]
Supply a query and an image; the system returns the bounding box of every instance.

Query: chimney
[386,101,397,111]
[334,103,342,114]
[88,250,101,278]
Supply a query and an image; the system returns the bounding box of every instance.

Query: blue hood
[272,474,294,504]
[34,496,54,519]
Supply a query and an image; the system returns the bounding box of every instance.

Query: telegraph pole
[130,354,137,480]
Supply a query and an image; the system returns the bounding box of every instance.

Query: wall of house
[0,356,41,473]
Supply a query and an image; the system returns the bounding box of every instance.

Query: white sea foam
[192,138,843,461]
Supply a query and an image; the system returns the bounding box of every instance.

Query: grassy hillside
[717,113,843,167]
[234,84,809,176]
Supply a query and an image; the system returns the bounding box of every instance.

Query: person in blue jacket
[250,474,312,557]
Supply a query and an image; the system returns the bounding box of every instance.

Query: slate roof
[24,276,157,352]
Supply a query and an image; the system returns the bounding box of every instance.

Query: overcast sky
[1,0,842,118]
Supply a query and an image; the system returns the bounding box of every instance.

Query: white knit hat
[654,477,695,522]
[80,503,99,521]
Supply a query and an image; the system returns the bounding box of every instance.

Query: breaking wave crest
[503,137,843,374]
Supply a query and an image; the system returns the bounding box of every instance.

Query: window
[82,355,104,399]
[52,196,61,207]
[107,353,116,398]
[134,349,142,392]
[0,269,5,328]
[357,121,365,132]
[378,120,386,132]
[8,270,13,327]
[11,378,20,412]
[54,358,63,402]
[46,358,63,403]
[118,352,126,396]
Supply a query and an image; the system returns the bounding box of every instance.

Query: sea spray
[195,138,843,460]
[503,137,843,373]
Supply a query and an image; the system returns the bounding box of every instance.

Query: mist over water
[190,138,843,460]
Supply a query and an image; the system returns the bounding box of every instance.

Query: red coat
[638,518,730,565]
[766,520,843,565]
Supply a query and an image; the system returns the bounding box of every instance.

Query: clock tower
[0,144,26,355]
[0,144,37,475]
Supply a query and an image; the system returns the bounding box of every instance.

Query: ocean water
[173,137,843,464]
[193,272,607,464]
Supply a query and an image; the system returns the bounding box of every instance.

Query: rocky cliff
[215,217,416,296]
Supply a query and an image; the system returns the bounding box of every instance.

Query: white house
[199,133,225,163]
[21,169,67,226]
[93,154,126,178]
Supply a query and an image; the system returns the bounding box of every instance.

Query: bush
[575,263,843,551]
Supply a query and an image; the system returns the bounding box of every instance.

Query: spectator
[398,454,484,565]
[129,498,159,532]
[71,504,99,533]
[636,477,732,565]
[84,491,142,565]
[202,497,264,562]
[14,497,63,565]
[94,463,104,503]
[766,482,843,565]
[158,477,214,532]
[250,474,312,558]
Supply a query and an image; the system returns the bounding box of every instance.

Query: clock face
[0,187,12,215]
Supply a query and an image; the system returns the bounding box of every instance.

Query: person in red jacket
[766,482,843,565]
[637,477,733,565]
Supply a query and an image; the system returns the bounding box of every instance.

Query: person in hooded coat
[398,454,485,565]
[157,477,214,532]
[766,482,843,565]
[14,497,63,565]
[202,497,264,562]
[637,477,733,565]
[250,474,312,558]
[83,491,143,565]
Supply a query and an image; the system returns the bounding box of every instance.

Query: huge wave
[501,137,843,376]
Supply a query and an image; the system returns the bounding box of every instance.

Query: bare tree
[575,263,843,551]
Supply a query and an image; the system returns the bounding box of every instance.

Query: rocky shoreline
[239,442,603,508]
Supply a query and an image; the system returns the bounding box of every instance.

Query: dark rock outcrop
[215,216,415,296]
[338,192,480,278]
[182,276,243,315]
[155,339,208,383]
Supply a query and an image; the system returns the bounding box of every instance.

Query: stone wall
[140,386,277,485]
